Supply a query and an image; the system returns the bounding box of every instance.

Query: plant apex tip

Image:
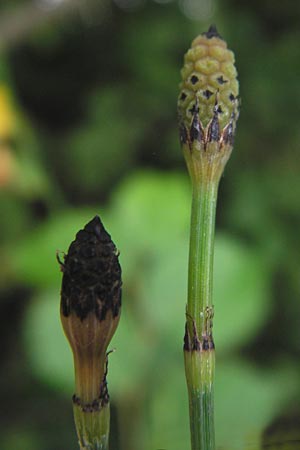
[202,24,222,40]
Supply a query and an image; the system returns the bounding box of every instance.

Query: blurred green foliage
[0,1,300,450]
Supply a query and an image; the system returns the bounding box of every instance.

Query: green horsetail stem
[59,216,122,450]
[178,25,240,450]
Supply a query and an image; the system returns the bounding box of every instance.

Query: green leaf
[23,289,73,394]
[214,233,271,352]
[109,171,190,281]
[215,360,299,448]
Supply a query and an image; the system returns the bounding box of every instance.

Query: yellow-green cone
[178,25,240,184]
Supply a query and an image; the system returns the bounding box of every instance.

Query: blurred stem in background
[178,26,240,450]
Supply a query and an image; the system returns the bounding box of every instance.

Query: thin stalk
[187,180,218,335]
[184,178,218,450]
[185,351,215,450]
[73,401,110,450]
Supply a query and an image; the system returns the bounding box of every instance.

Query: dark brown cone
[60,215,122,322]
[59,216,122,406]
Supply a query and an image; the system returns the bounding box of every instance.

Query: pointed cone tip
[87,215,102,226]
[84,215,105,234]
[202,24,223,40]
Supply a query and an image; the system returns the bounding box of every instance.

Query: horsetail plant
[178,25,240,450]
[59,216,122,450]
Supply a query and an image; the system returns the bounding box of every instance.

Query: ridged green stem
[73,402,110,450]
[185,348,215,450]
[185,178,219,450]
[187,181,218,336]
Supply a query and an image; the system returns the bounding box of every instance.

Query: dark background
[0,0,300,449]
